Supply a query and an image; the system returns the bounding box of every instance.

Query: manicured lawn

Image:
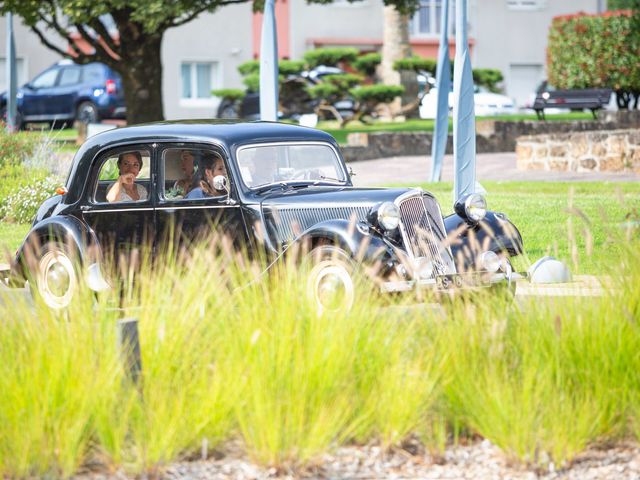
[319,112,593,144]
[1,180,636,274]
[410,181,640,274]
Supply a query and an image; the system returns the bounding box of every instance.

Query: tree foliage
[547,10,640,107]
[472,68,504,93]
[303,47,359,68]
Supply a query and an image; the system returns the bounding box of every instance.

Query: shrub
[472,68,504,93]
[393,56,437,75]
[350,84,405,104]
[307,83,341,99]
[211,88,245,102]
[547,10,640,108]
[0,128,36,168]
[0,176,62,224]
[353,53,382,77]
[303,47,359,68]
[237,59,260,76]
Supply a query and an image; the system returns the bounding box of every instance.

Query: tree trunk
[117,33,165,124]
[380,6,413,117]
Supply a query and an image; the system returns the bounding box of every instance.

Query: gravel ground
[77,441,640,480]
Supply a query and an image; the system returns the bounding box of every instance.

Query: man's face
[120,153,141,176]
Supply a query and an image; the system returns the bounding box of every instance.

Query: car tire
[76,101,99,124]
[305,245,356,316]
[31,241,80,309]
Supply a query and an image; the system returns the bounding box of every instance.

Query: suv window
[58,66,82,87]
[83,64,104,84]
[31,68,59,89]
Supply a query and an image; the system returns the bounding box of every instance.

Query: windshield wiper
[313,175,344,185]
[254,181,314,194]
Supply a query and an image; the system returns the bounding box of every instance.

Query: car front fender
[289,218,395,265]
[11,215,104,287]
[444,211,524,269]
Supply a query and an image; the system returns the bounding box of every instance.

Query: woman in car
[106,151,148,202]
[173,149,196,195]
[185,154,228,199]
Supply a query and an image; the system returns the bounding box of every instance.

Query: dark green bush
[303,47,359,68]
[321,73,363,89]
[307,83,341,99]
[279,60,305,76]
[237,60,260,76]
[393,57,437,75]
[350,84,405,104]
[472,68,504,93]
[243,74,260,93]
[353,53,382,77]
[211,89,245,101]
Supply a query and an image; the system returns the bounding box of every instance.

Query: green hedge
[547,10,640,92]
[353,53,381,76]
[393,56,437,75]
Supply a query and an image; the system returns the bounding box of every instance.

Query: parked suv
[0,60,126,129]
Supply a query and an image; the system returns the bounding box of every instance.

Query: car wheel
[306,245,356,315]
[76,101,99,124]
[32,242,80,309]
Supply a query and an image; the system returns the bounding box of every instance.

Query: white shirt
[107,182,148,202]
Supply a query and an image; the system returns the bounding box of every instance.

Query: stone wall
[515,129,640,173]
[340,110,640,162]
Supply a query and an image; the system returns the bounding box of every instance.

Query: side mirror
[212,175,228,194]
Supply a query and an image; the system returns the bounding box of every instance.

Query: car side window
[58,66,82,87]
[93,149,151,204]
[31,68,59,89]
[161,147,228,201]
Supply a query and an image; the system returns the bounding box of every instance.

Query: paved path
[349,152,640,187]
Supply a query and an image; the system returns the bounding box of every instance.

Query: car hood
[260,185,417,242]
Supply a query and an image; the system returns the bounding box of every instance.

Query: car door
[154,144,249,253]
[52,65,82,119]
[80,144,155,265]
[21,67,60,119]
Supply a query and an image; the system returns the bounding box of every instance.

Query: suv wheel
[76,101,99,124]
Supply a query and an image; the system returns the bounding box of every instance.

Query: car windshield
[237,143,347,188]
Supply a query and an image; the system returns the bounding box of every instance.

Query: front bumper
[380,271,527,294]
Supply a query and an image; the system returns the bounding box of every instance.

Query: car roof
[79,120,335,151]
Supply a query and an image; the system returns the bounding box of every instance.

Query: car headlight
[454,193,487,223]
[368,201,400,231]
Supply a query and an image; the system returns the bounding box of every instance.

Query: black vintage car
[10,121,524,310]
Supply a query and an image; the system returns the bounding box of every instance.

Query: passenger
[106,152,148,203]
[185,154,228,199]
[173,149,196,195]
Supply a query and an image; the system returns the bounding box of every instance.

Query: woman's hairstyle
[117,151,143,169]
[191,154,223,196]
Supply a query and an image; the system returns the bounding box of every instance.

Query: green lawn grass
[319,112,593,144]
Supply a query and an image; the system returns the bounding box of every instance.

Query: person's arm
[107,173,136,202]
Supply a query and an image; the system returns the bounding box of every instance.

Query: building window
[410,0,456,37]
[181,61,219,100]
[506,0,546,11]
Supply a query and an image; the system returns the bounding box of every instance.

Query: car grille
[270,206,371,242]
[398,195,456,276]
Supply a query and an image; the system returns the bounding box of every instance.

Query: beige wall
[161,3,254,120]
[0,16,63,90]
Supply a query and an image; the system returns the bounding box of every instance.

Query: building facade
[1,0,603,121]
